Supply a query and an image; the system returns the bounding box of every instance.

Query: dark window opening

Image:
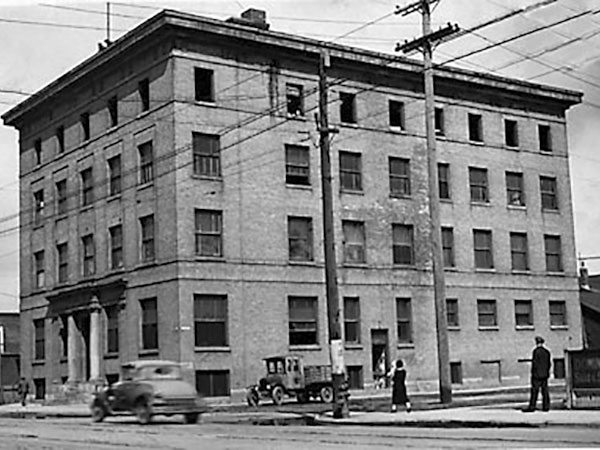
[340,92,356,124]
[195,68,214,102]
[389,100,404,128]
[108,96,118,127]
[34,139,42,165]
[196,370,229,397]
[140,297,158,350]
[468,113,483,142]
[446,299,459,328]
[80,112,90,141]
[139,78,150,112]
[194,294,228,347]
[539,124,552,152]
[435,107,445,136]
[286,84,304,116]
[56,126,65,153]
[504,119,519,147]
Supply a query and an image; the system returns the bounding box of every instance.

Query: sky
[1,0,600,312]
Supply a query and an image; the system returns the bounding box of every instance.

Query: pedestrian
[16,377,30,407]
[522,336,551,412]
[388,359,411,413]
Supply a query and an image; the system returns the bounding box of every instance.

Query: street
[0,417,598,449]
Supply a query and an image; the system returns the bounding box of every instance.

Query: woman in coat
[388,359,411,413]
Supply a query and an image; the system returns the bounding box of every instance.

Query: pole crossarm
[395,0,440,17]
[395,23,460,54]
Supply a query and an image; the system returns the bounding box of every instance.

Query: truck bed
[304,365,332,385]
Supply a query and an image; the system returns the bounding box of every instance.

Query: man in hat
[523,336,551,412]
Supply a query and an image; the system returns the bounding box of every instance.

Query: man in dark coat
[16,377,30,407]
[523,336,551,412]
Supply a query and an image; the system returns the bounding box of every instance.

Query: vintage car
[90,360,207,424]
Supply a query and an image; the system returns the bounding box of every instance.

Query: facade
[580,271,600,348]
[0,313,20,402]
[2,9,583,400]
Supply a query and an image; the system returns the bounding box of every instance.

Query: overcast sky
[1,0,599,312]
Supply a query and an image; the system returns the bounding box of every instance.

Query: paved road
[0,417,599,449]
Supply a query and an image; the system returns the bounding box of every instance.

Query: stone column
[89,297,102,382]
[67,314,78,383]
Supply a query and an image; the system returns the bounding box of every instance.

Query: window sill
[550,325,569,330]
[435,131,446,139]
[289,345,321,351]
[191,174,222,182]
[475,268,496,273]
[340,189,364,195]
[397,343,415,349]
[344,344,363,350]
[286,113,306,121]
[137,110,151,119]
[443,266,458,272]
[516,325,535,331]
[60,358,67,364]
[388,126,407,134]
[542,208,560,214]
[286,183,312,190]
[195,346,231,353]
[469,140,485,146]
[511,270,531,275]
[470,201,491,207]
[448,326,461,331]
[80,205,93,213]
[137,182,154,191]
[505,145,520,151]
[389,194,411,200]
[439,198,452,203]
[195,256,225,262]
[139,349,159,357]
[507,204,526,210]
[342,262,368,268]
[104,353,119,360]
[339,122,358,128]
[108,266,125,274]
[478,326,499,331]
[540,149,553,155]
[288,260,317,267]
[195,100,217,107]
[392,264,417,269]
[546,271,565,276]
[107,193,122,203]
[32,360,45,366]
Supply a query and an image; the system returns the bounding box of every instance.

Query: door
[371,329,389,387]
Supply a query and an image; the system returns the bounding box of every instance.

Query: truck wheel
[184,413,199,424]
[296,391,309,404]
[90,403,106,423]
[320,386,334,403]
[134,400,152,425]
[246,388,259,407]
[271,385,284,406]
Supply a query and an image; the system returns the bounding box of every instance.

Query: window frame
[340,92,356,124]
[81,234,95,277]
[504,119,519,148]
[195,209,223,258]
[105,305,119,354]
[540,176,558,211]
[140,215,155,263]
[194,294,228,347]
[34,319,45,360]
[343,297,361,344]
[438,163,451,200]
[192,133,221,178]
[469,167,489,203]
[80,112,90,141]
[510,232,529,271]
[285,144,310,186]
[442,227,455,268]
[446,298,459,328]
[544,234,563,273]
[389,157,411,197]
[392,224,414,266]
[194,67,214,103]
[138,141,154,185]
[108,155,122,196]
[34,250,45,289]
[473,229,494,270]
[138,78,150,112]
[288,296,318,346]
[539,124,552,152]
[549,300,567,327]
[56,125,65,154]
[514,299,533,328]
[288,216,314,262]
[506,171,525,207]
[81,167,93,207]
[56,180,67,215]
[435,107,445,136]
[108,96,118,127]
[109,224,124,270]
[57,242,68,284]
[339,151,362,192]
[342,220,366,265]
[396,297,413,344]
[33,189,44,226]
[477,299,498,328]
[140,297,158,351]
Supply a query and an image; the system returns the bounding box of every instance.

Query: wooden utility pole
[396,0,459,404]
[318,50,349,419]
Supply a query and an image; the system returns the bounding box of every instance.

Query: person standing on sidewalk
[388,359,411,413]
[16,377,30,407]
[523,336,551,412]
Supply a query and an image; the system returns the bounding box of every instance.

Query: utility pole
[317,50,349,419]
[106,2,112,45]
[396,0,459,405]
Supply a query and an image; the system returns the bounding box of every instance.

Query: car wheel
[90,403,106,423]
[134,400,152,425]
[296,391,309,404]
[271,385,284,406]
[320,386,334,404]
[246,388,259,407]
[184,413,199,424]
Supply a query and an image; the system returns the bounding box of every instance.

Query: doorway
[371,329,389,388]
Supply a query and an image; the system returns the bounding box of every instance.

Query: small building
[580,268,600,349]
[2,8,583,400]
[0,313,20,403]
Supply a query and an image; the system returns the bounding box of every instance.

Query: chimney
[226,8,270,30]
[579,261,590,290]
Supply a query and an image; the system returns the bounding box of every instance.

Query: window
[108,155,122,196]
[389,157,410,197]
[438,163,450,200]
[343,297,360,344]
[194,67,214,102]
[81,168,93,207]
[340,92,356,124]
[468,113,483,142]
[34,138,42,165]
[289,296,318,345]
[510,232,529,271]
[108,96,118,127]
[446,298,459,328]
[515,300,533,327]
[34,190,44,225]
[56,180,67,215]
[347,366,363,389]
[59,316,68,358]
[540,176,558,210]
[106,305,119,354]
[194,294,228,347]
[553,358,565,379]
[473,229,493,269]
[288,217,313,262]
[34,251,45,289]
[396,298,413,344]
[56,126,65,154]
[339,151,362,191]
[544,235,562,272]
[539,124,552,152]
[0,325,4,353]
[138,78,150,112]
[450,362,463,384]
[469,167,488,203]
[140,215,155,262]
[342,221,366,264]
[138,141,154,184]
[393,224,414,265]
[195,210,222,257]
[196,370,229,397]
[286,83,304,117]
[34,319,45,360]
[504,119,519,148]
[140,298,158,350]
[477,300,497,328]
[109,225,123,270]
[435,107,445,136]
[549,301,567,327]
[285,144,310,186]
[442,227,455,268]
[57,243,68,283]
[81,234,95,277]
[389,100,404,128]
[80,112,90,141]
[506,172,525,206]
[33,378,45,400]
[192,133,221,177]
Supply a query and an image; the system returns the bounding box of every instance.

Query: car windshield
[121,364,182,381]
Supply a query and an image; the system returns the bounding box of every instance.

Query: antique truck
[246,355,334,406]
[90,360,207,424]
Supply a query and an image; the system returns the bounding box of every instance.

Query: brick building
[0,313,20,402]
[2,9,583,400]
